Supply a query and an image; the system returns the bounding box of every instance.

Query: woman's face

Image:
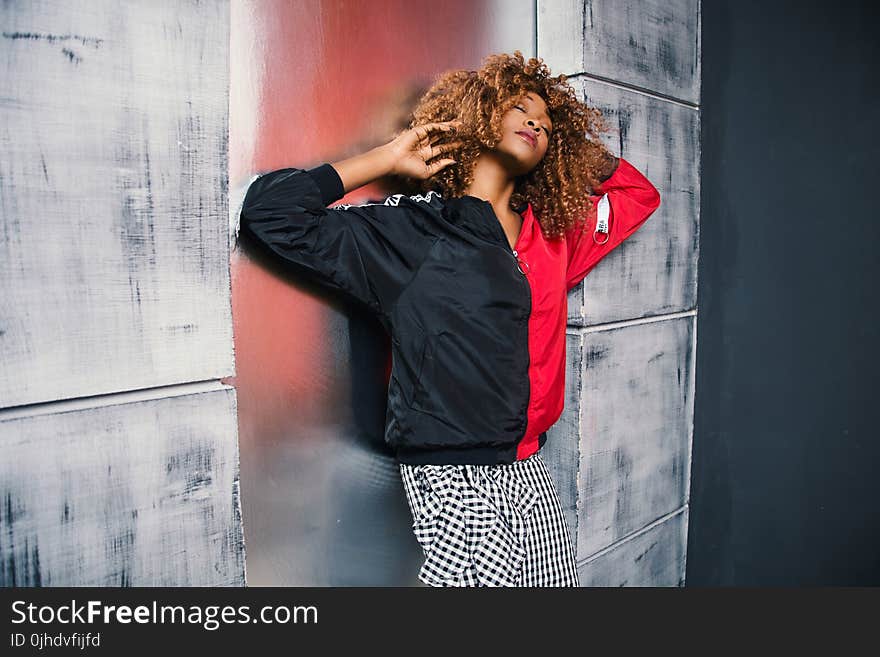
[492,92,553,175]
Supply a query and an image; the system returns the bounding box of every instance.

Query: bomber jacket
[238,156,661,465]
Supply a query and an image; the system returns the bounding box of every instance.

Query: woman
[237,51,661,587]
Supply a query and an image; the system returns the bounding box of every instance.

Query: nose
[526,119,542,133]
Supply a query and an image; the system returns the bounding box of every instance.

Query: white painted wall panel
[0,388,244,586]
[567,78,700,325]
[539,0,701,103]
[578,509,687,586]
[0,0,233,408]
[575,316,694,559]
[536,1,700,587]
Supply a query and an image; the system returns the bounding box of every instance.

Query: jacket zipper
[480,199,532,444]
[510,248,527,276]
[481,200,528,276]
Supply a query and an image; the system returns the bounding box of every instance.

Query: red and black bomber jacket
[238,157,661,465]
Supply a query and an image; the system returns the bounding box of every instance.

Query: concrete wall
[539,0,701,586]
[0,1,244,586]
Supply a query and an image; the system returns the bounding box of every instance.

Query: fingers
[411,120,464,143]
[425,158,457,177]
[416,119,463,132]
[417,139,463,162]
[394,120,463,179]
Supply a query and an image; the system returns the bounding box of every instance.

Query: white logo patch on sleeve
[593,193,610,245]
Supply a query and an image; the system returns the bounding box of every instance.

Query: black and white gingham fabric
[398,451,580,587]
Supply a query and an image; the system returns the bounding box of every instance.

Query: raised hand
[384,120,464,180]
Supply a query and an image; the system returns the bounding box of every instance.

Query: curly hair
[404,50,617,240]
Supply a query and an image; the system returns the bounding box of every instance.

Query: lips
[515,131,537,148]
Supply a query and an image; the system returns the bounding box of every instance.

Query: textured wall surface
[540,0,701,586]
[579,510,687,586]
[574,318,693,556]
[0,387,245,586]
[0,1,243,586]
[0,1,234,407]
[568,78,700,324]
[539,0,701,103]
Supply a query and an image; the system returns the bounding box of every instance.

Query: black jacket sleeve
[238,163,436,318]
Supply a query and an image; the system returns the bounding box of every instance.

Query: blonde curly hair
[406,50,617,240]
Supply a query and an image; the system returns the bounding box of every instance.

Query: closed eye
[515,105,551,135]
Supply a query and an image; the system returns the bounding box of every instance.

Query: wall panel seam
[570,72,700,109]
[0,380,234,421]
[566,309,697,335]
[575,505,688,567]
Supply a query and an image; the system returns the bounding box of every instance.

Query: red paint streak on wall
[255,0,487,169]
[229,0,487,444]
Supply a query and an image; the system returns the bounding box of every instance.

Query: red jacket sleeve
[564,156,661,291]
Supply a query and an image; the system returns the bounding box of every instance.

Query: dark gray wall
[689,0,879,585]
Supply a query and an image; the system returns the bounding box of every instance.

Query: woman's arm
[329,145,396,196]
[237,121,462,317]
[330,120,463,194]
[564,154,661,291]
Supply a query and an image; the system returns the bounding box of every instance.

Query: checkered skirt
[398,451,580,587]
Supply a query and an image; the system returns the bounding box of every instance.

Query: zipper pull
[512,249,529,276]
